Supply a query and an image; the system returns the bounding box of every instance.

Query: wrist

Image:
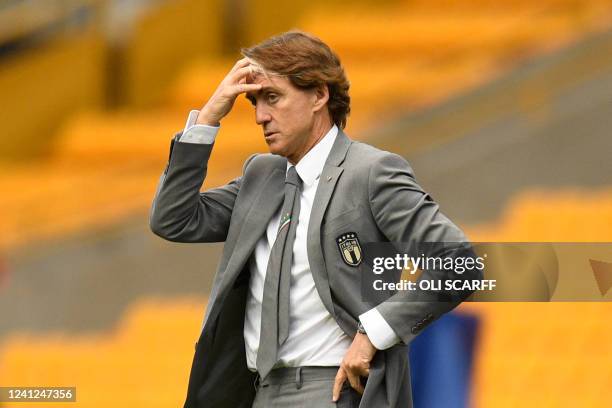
[195,108,220,127]
[357,321,378,353]
[357,332,377,356]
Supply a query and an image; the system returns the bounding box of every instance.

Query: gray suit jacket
[150,129,480,408]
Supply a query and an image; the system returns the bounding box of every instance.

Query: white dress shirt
[180,111,400,370]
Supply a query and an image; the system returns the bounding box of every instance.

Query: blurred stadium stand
[0,0,611,407]
[0,0,105,159]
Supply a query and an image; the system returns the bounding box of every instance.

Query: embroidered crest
[336,232,362,266]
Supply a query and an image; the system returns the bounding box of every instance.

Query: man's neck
[288,120,333,165]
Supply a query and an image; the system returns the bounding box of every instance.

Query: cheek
[275,109,297,131]
[287,105,312,128]
[273,99,312,136]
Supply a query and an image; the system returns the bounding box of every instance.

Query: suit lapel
[307,129,352,316]
[209,162,286,325]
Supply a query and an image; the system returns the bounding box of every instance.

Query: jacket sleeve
[367,151,483,344]
[149,132,255,243]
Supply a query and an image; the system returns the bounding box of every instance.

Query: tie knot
[285,166,301,187]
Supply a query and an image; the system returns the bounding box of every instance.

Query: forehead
[247,72,294,95]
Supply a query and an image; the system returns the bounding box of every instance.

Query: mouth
[264,131,278,139]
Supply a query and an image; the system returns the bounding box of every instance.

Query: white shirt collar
[287,125,338,187]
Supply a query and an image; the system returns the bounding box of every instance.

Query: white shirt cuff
[359,308,401,350]
[179,109,219,144]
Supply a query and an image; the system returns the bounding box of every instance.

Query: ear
[312,84,329,113]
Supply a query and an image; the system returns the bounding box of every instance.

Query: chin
[266,141,287,157]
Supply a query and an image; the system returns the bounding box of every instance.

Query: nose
[255,102,271,125]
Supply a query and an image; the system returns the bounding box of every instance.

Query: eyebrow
[245,86,281,105]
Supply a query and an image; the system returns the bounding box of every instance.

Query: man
[150,31,480,408]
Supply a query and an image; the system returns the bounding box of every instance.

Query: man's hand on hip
[332,332,377,401]
[196,58,262,126]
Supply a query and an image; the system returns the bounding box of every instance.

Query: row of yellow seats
[1,302,609,407]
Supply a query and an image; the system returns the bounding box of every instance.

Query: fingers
[228,66,254,85]
[332,367,347,402]
[231,83,262,96]
[230,57,250,73]
[346,370,365,395]
[332,366,366,402]
[220,69,262,98]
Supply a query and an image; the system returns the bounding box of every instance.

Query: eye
[266,93,279,104]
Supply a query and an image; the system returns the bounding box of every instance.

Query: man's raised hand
[196,58,262,126]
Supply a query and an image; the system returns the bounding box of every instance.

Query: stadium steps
[0,298,205,408]
[465,190,612,242]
